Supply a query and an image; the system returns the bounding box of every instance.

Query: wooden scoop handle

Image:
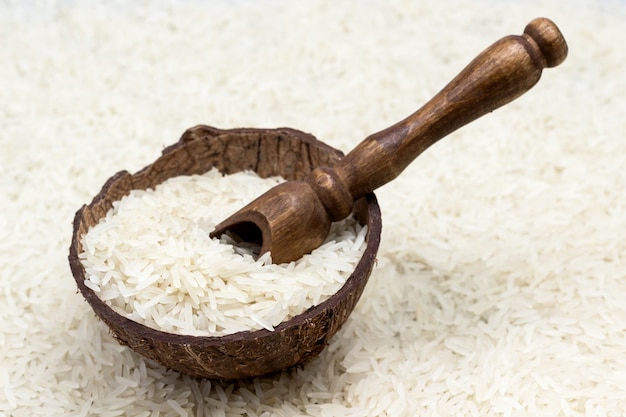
[308,17,568,221]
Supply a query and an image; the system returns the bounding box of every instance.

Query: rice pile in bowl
[68,125,382,379]
[78,168,368,337]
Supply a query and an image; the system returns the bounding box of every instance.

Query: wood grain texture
[334,17,568,200]
[212,17,568,264]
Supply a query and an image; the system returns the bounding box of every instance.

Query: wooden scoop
[211,17,568,264]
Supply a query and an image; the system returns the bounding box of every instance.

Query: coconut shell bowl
[69,125,379,379]
[69,18,567,379]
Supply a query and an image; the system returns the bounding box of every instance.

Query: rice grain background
[2,0,626,416]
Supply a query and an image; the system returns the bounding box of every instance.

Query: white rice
[3,0,626,416]
[79,168,367,336]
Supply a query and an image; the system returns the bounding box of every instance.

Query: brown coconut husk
[68,125,382,380]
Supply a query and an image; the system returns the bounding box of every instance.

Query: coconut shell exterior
[68,125,382,380]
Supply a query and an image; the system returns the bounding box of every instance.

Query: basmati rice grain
[80,169,367,336]
[6,1,626,415]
